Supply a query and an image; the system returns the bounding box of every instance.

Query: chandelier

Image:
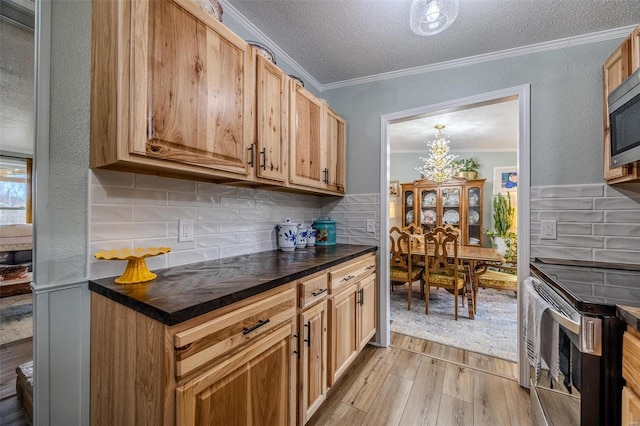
[409,0,459,36]
[415,124,460,185]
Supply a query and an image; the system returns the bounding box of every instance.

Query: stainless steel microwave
[609,67,640,167]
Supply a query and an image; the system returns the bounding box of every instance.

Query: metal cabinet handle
[359,288,364,306]
[260,148,267,170]
[243,318,270,335]
[342,275,355,282]
[323,168,329,184]
[365,265,375,270]
[304,321,311,347]
[248,145,254,167]
[293,333,300,359]
[311,288,327,297]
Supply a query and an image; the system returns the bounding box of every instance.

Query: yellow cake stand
[94,247,171,284]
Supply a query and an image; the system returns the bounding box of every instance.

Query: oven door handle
[546,307,580,335]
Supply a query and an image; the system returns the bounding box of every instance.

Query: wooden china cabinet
[401,177,485,246]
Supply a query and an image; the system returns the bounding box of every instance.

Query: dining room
[387,95,520,362]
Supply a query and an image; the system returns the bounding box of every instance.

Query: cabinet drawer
[298,272,329,309]
[329,254,376,294]
[174,287,296,378]
[623,330,640,395]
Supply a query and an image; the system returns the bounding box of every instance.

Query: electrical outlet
[540,220,557,240]
[178,219,194,242]
[366,219,375,233]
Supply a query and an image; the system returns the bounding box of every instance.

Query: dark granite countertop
[89,244,377,326]
[617,305,640,331]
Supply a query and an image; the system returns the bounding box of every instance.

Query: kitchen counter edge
[89,244,377,326]
[617,305,640,331]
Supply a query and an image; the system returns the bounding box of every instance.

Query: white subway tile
[194,222,219,235]
[594,224,640,237]
[197,208,242,221]
[530,187,540,199]
[167,250,208,267]
[89,259,129,280]
[168,192,217,207]
[92,186,167,205]
[349,203,380,212]
[197,182,242,196]
[91,169,135,188]
[606,211,640,223]
[238,231,273,244]
[90,241,133,253]
[221,221,276,233]
[135,174,196,193]
[536,235,603,248]
[593,249,640,265]
[594,196,640,210]
[134,206,196,221]
[91,205,134,223]
[531,198,593,210]
[557,223,593,235]
[220,243,260,259]
[221,197,256,209]
[605,237,640,251]
[539,184,603,198]
[348,236,379,245]
[348,194,379,204]
[539,211,603,223]
[197,233,238,247]
[133,237,195,251]
[92,222,167,240]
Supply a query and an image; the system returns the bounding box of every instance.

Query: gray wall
[324,40,623,192]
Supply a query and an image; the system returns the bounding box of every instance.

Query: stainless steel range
[529,258,640,426]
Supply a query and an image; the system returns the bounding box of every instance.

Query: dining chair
[422,226,469,320]
[403,224,426,270]
[403,223,423,235]
[389,226,424,310]
[473,261,518,312]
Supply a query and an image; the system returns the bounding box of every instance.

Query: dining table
[400,238,504,319]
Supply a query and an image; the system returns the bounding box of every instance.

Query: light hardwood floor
[308,332,532,426]
[0,337,32,425]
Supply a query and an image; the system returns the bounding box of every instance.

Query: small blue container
[312,217,336,246]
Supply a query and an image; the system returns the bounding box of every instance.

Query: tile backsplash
[531,183,640,265]
[89,169,380,279]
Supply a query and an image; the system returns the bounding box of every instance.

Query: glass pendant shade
[410,0,459,36]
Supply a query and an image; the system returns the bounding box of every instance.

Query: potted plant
[453,158,480,179]
[485,192,515,256]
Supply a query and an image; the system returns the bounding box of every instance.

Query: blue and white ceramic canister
[296,226,308,248]
[307,228,317,246]
[276,218,299,251]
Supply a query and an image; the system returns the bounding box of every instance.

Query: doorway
[379,85,531,386]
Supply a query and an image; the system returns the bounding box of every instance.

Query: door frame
[378,84,531,387]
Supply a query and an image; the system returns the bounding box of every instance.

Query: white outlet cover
[179,219,194,242]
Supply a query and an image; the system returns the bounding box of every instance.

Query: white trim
[324,25,635,91]
[380,84,531,386]
[219,0,323,93]
[31,279,87,294]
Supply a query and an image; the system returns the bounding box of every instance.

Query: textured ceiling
[226,0,640,85]
[389,98,519,152]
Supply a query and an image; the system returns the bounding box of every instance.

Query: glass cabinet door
[441,187,461,231]
[403,189,416,227]
[420,188,437,232]
[467,186,482,245]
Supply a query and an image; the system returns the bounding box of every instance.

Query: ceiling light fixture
[415,124,460,185]
[409,0,459,36]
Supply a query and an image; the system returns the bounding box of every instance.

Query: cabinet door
[603,38,639,183]
[299,301,328,425]
[440,186,462,238]
[131,0,253,176]
[632,26,640,73]
[465,184,483,246]
[358,274,376,350]
[326,108,346,194]
[289,83,326,189]
[177,323,294,426]
[622,386,640,426]
[255,54,287,183]
[401,187,417,228]
[328,285,359,386]
[419,187,438,233]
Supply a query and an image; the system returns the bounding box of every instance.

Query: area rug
[0,293,33,345]
[390,283,518,361]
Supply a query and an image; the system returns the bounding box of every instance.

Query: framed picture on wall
[493,166,518,194]
[389,181,399,198]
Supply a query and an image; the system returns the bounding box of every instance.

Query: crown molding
[322,25,637,91]
[220,0,323,93]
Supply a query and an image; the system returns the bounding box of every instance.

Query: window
[0,156,32,224]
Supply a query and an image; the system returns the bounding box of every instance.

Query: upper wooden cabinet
[254,53,288,184]
[289,83,347,195]
[401,177,486,247]
[289,82,327,190]
[602,26,640,184]
[91,0,255,180]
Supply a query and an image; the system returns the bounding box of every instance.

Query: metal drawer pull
[365,265,375,270]
[311,288,327,297]
[342,275,355,282]
[260,148,267,170]
[243,319,270,335]
[247,145,254,167]
[293,333,300,359]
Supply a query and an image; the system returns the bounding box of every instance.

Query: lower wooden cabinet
[177,323,295,426]
[298,300,328,424]
[623,326,640,425]
[359,273,377,351]
[328,283,360,386]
